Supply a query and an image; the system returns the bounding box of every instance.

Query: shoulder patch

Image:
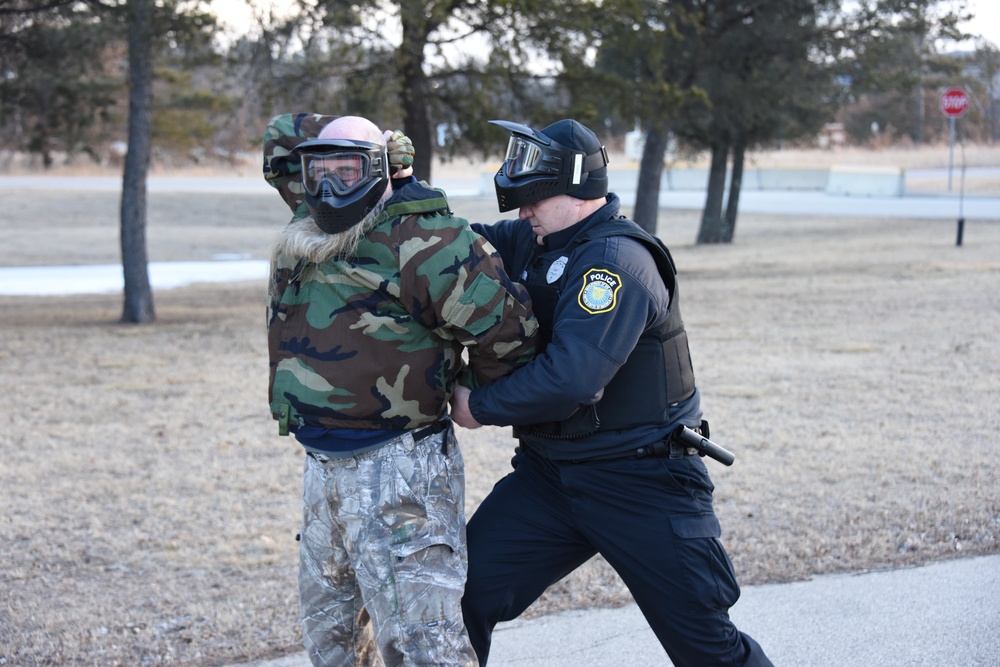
[578,268,622,314]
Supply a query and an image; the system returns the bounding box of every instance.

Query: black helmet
[490,119,609,212]
[291,138,389,234]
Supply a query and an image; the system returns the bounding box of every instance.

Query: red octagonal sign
[940,87,969,118]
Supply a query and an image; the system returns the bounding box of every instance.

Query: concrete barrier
[826,164,903,196]
[607,168,637,194]
[754,168,828,191]
[481,164,904,197]
[609,168,712,192]
[664,167,713,190]
[658,167,828,192]
[479,170,496,197]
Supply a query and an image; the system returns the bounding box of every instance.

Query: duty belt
[635,441,699,459]
[561,421,709,463]
[634,421,705,460]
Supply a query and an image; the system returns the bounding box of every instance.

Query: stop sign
[940,87,969,118]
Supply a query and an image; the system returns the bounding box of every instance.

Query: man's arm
[448,227,538,383]
[471,219,533,282]
[466,243,662,427]
[394,214,538,384]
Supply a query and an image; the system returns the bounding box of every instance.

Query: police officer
[450,119,772,666]
[266,115,537,667]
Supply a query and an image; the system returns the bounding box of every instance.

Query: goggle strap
[569,146,608,184]
[581,146,609,173]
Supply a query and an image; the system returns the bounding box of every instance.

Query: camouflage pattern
[263,112,339,219]
[268,185,537,434]
[299,426,476,667]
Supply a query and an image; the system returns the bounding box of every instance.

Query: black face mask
[306,175,388,234]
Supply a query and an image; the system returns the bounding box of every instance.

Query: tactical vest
[517,218,696,439]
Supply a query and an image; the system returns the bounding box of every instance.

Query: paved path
[0,260,269,295]
[224,555,999,667]
[1,173,998,219]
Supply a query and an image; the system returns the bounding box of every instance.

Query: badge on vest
[546,256,568,284]
[578,268,622,314]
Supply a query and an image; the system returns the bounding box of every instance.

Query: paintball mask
[291,138,389,234]
[491,119,609,212]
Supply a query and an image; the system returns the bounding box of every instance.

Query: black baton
[672,425,736,466]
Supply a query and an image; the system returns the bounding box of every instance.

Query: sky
[948,0,1000,51]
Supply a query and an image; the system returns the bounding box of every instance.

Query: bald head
[319,116,384,145]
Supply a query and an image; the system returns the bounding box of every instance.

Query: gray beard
[270,200,385,265]
[267,201,385,299]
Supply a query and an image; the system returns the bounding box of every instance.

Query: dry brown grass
[0,180,998,666]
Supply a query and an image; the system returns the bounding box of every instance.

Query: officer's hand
[450,385,482,430]
[385,130,415,178]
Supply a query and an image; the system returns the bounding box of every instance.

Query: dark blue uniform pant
[462,446,772,667]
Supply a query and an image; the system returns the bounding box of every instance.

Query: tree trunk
[120,0,155,324]
[398,7,433,182]
[722,135,746,243]
[914,33,924,145]
[696,140,729,244]
[632,123,669,236]
[914,83,924,145]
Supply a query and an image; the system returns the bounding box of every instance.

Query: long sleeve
[468,234,664,426]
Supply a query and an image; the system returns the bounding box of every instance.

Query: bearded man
[265,115,537,667]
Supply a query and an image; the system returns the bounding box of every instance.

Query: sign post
[939,87,969,246]
[939,87,969,192]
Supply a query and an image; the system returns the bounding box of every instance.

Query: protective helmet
[490,119,610,212]
[290,138,389,234]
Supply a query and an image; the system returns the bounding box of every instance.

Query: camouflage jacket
[267,182,537,434]
[262,111,339,219]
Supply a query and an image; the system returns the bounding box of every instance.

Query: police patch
[578,268,622,314]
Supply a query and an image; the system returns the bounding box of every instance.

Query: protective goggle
[503,136,559,179]
[300,150,384,197]
[502,134,607,187]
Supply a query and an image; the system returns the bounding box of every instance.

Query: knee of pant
[461,579,517,629]
[460,586,487,621]
[460,558,489,600]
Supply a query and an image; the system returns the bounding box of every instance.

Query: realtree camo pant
[298,424,477,667]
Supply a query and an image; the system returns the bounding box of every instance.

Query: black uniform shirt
[471,194,702,460]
